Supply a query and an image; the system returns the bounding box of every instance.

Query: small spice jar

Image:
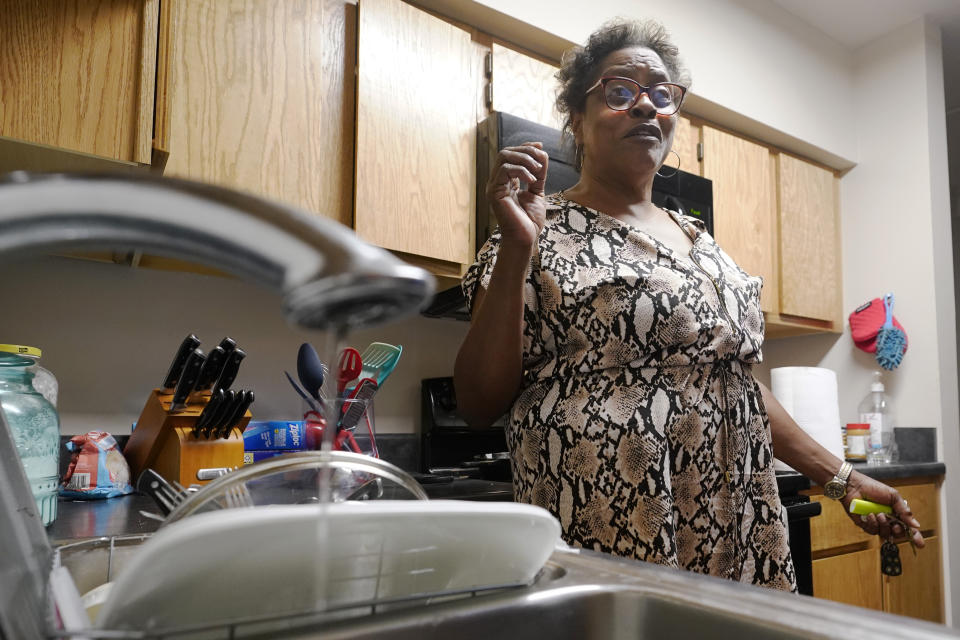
[845,423,871,461]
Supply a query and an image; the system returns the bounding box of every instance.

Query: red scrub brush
[875,293,906,370]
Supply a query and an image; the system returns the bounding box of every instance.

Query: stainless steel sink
[54,539,959,640]
[290,549,958,640]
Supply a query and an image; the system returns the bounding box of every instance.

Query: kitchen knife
[192,345,227,396]
[217,337,237,358]
[169,348,205,413]
[213,390,245,439]
[206,389,237,437]
[194,388,225,437]
[213,347,246,394]
[219,390,255,439]
[161,334,201,391]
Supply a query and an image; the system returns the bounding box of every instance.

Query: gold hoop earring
[575,144,584,171]
[656,150,681,178]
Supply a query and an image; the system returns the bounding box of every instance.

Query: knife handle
[220,390,254,439]
[213,348,246,394]
[161,334,201,390]
[217,337,237,358]
[207,390,237,437]
[169,349,205,413]
[194,345,227,393]
[194,389,225,437]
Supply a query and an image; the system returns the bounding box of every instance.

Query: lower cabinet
[812,547,883,611]
[884,536,944,623]
[807,477,943,623]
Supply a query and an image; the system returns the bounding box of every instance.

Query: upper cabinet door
[702,125,778,314]
[777,154,841,324]
[355,0,482,269]
[671,115,700,177]
[160,0,353,225]
[0,0,158,164]
[489,43,561,130]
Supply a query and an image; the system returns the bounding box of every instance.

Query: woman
[454,18,923,591]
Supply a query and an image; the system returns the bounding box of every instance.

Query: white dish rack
[51,501,561,639]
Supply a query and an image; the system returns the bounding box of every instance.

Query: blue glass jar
[0,346,59,525]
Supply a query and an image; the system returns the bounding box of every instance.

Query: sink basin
[282,550,958,640]
[53,539,959,640]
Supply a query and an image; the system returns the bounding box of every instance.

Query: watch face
[825,480,845,500]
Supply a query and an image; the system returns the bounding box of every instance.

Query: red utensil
[337,348,362,396]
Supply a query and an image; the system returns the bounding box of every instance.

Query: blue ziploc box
[243,450,289,464]
[242,421,307,451]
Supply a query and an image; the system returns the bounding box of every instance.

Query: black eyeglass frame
[585,76,688,116]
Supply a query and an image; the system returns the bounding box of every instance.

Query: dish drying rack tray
[50,533,540,639]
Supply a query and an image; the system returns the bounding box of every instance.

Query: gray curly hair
[555,18,692,139]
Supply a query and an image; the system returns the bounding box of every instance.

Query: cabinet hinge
[484,51,492,79]
[485,83,493,109]
[697,142,703,162]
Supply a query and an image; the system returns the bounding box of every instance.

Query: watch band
[836,461,853,484]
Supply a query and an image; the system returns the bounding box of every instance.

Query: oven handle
[785,501,822,521]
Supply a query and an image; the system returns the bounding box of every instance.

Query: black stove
[420,377,509,481]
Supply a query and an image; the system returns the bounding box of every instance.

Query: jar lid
[0,344,41,358]
[846,423,870,429]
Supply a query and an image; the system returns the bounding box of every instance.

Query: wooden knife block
[124,389,249,487]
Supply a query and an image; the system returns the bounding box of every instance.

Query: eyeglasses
[585,76,687,116]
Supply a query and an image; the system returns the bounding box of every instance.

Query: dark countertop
[850,460,945,480]
[779,461,945,488]
[48,479,514,543]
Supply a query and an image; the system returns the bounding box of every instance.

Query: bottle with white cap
[857,371,896,464]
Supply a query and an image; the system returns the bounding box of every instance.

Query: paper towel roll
[770,367,844,472]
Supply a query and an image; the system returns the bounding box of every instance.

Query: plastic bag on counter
[60,431,134,499]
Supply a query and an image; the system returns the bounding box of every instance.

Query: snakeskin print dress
[462,193,796,591]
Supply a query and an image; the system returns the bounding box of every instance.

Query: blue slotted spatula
[354,342,402,389]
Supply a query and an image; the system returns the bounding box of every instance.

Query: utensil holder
[123,389,249,487]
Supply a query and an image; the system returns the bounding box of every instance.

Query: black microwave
[422,111,713,321]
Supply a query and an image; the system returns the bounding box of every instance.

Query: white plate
[96,501,560,631]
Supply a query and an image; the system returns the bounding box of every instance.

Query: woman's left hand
[841,471,925,548]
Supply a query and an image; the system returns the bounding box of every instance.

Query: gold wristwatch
[824,461,853,500]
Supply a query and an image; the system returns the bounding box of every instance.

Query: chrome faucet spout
[0,172,434,329]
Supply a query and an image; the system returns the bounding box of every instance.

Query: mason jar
[0,346,60,525]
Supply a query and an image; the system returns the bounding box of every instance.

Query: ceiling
[771,0,960,50]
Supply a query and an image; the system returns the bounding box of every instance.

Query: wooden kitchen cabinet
[0,0,159,165]
[777,153,841,325]
[884,536,943,622]
[701,125,779,314]
[701,125,843,336]
[489,43,562,130]
[355,0,486,276]
[812,548,883,611]
[158,0,354,226]
[806,476,944,623]
[671,115,701,178]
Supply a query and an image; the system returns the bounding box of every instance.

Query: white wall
[0,256,469,436]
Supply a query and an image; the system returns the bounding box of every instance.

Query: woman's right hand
[485,141,549,248]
